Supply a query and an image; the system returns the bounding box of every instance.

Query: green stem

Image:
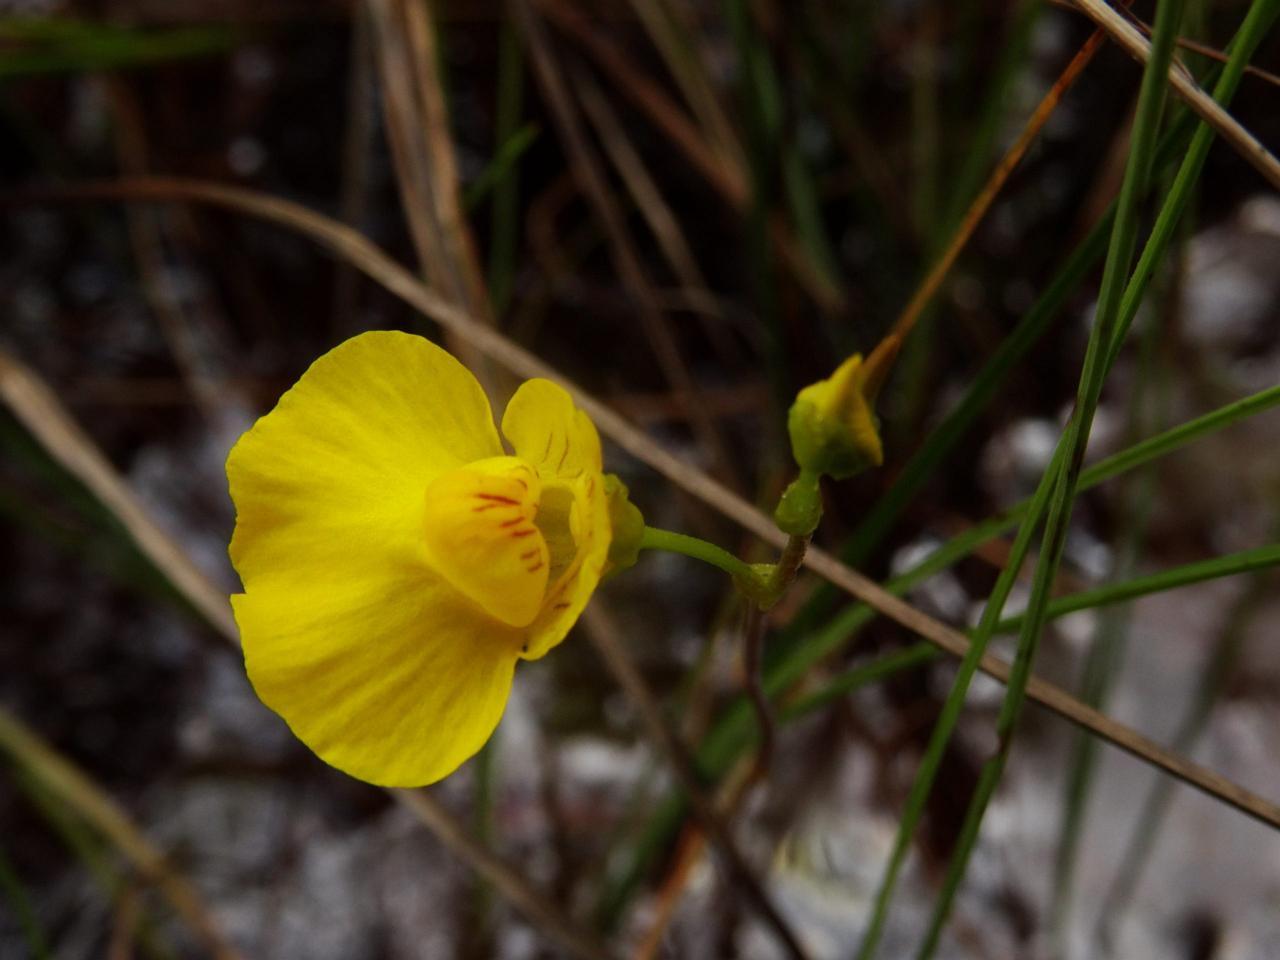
[638,525,759,583]
[0,842,50,960]
[992,543,1280,634]
[639,526,811,610]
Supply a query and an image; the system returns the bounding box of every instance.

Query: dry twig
[366,0,495,379]
[1069,0,1280,190]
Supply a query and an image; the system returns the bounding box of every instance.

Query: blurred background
[2,1,1280,958]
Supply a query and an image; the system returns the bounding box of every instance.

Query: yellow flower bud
[786,333,900,481]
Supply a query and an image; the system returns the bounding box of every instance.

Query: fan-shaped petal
[235,571,522,786]
[228,330,503,595]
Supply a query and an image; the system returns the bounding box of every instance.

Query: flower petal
[423,457,549,628]
[235,571,521,786]
[227,330,514,786]
[500,378,602,482]
[228,330,503,594]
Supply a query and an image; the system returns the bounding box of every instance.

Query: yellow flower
[227,331,611,787]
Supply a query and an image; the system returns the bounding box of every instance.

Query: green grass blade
[0,20,234,78]
[992,543,1280,633]
[1050,289,1166,940]
[780,642,939,720]
[0,841,51,960]
[852,445,1060,960]
[1102,2,1280,371]
[910,2,1253,954]
[1081,382,1280,488]
[465,122,538,213]
[595,377,1280,924]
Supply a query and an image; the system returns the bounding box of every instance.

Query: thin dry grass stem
[366,0,494,377]
[574,70,711,297]
[399,0,492,315]
[0,348,237,639]
[633,760,756,960]
[1045,0,1280,85]
[623,0,746,172]
[105,79,227,421]
[537,0,746,202]
[514,0,739,486]
[611,382,769,425]
[392,791,615,960]
[634,828,706,960]
[0,707,244,960]
[106,884,141,960]
[334,2,378,336]
[0,345,615,960]
[890,21,1112,342]
[365,0,448,283]
[16,176,1280,834]
[537,0,843,312]
[573,69,745,369]
[1169,35,1280,86]
[1069,0,1280,190]
[581,603,810,960]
